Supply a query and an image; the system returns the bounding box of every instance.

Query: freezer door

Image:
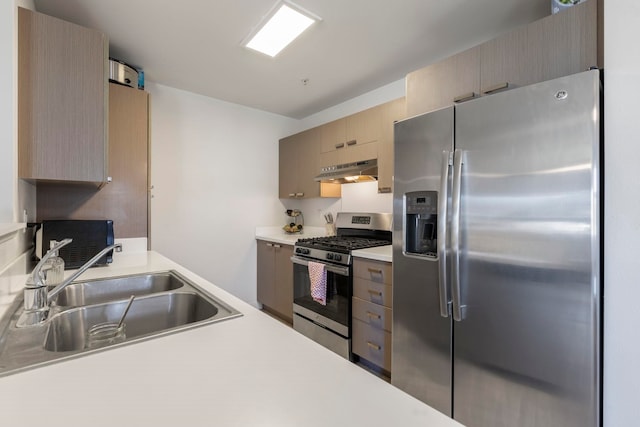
[392,107,454,416]
[452,70,601,427]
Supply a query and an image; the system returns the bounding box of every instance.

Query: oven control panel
[294,246,351,266]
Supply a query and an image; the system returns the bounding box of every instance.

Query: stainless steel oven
[292,256,351,358]
[291,212,393,360]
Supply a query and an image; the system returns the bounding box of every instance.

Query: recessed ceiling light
[243,1,320,57]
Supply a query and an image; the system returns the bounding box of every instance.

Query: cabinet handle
[366,311,381,320]
[453,92,478,103]
[378,187,392,194]
[266,243,273,247]
[295,192,304,198]
[367,342,381,351]
[367,289,383,297]
[273,244,281,248]
[288,193,296,198]
[368,268,383,274]
[482,82,510,95]
[346,140,357,146]
[335,143,345,149]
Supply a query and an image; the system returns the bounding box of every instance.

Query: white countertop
[255,225,327,245]
[0,250,460,427]
[352,245,392,263]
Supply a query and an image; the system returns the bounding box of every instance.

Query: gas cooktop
[296,236,390,253]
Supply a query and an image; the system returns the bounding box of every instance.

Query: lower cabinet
[352,257,393,374]
[257,240,294,323]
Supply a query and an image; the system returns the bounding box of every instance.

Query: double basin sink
[0,271,242,376]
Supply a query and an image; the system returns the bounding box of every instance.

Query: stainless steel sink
[51,272,185,306]
[45,292,221,352]
[0,271,242,376]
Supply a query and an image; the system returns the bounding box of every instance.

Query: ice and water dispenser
[404,191,438,257]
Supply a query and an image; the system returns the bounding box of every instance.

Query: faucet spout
[48,243,123,302]
[16,241,122,327]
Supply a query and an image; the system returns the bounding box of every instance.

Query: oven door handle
[291,256,350,277]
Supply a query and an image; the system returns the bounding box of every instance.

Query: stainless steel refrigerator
[392,70,602,427]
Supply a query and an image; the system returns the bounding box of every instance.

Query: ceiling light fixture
[243,1,320,57]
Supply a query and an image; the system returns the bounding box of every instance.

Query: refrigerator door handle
[451,149,467,321]
[437,150,453,318]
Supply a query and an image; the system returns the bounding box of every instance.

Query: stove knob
[303,248,310,255]
[334,254,342,261]
[326,253,334,260]
[295,248,302,254]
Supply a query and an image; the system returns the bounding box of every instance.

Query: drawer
[353,277,392,308]
[352,318,391,371]
[352,297,392,332]
[354,258,392,285]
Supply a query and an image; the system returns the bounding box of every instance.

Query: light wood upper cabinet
[406,0,600,117]
[18,7,108,184]
[377,97,406,193]
[319,104,384,166]
[406,46,480,117]
[36,83,150,239]
[279,127,340,199]
[320,118,346,153]
[480,0,598,94]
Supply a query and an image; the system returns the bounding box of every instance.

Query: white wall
[147,82,298,305]
[603,1,640,425]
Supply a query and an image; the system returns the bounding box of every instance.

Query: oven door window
[293,262,351,328]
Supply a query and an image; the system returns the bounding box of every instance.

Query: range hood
[314,159,378,184]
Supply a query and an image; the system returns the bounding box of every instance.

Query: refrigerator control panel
[405,191,438,257]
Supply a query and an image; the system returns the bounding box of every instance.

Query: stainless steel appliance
[109,58,139,89]
[392,70,602,427]
[292,212,392,359]
[314,159,378,184]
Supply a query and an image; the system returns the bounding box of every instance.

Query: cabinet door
[346,105,383,146]
[18,7,108,183]
[406,46,480,117]
[377,97,406,193]
[257,241,276,308]
[296,128,321,198]
[274,244,294,322]
[480,0,597,94]
[36,83,149,239]
[320,118,346,153]
[278,135,298,198]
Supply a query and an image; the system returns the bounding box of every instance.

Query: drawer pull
[266,243,273,247]
[482,82,510,95]
[273,244,281,248]
[367,289,383,297]
[367,341,381,351]
[335,143,345,149]
[366,311,381,320]
[453,92,478,103]
[288,193,296,197]
[368,268,383,275]
[346,140,357,146]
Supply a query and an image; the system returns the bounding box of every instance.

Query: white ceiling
[33,0,549,119]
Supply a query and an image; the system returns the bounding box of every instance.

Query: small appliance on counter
[283,209,304,234]
[35,220,115,269]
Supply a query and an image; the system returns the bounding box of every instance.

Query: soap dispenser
[42,240,65,286]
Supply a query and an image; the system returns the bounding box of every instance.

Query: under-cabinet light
[244,1,319,57]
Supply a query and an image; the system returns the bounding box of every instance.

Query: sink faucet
[16,239,123,327]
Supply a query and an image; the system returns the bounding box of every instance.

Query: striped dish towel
[308,261,327,306]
